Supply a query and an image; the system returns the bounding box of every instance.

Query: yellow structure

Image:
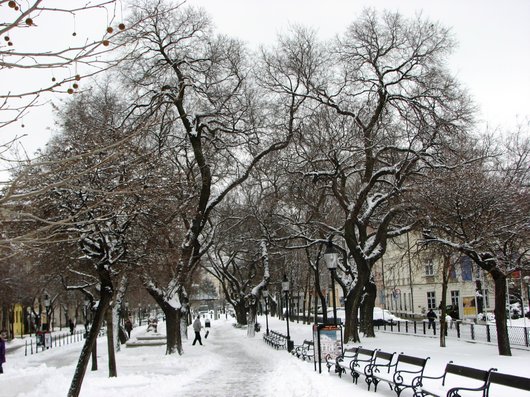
[13,303,24,336]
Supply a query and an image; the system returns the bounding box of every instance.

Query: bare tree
[419,132,530,356]
[118,1,300,354]
[1,0,127,132]
[266,10,475,343]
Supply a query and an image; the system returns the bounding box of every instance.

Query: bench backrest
[341,347,359,358]
[444,363,491,385]
[374,350,395,365]
[486,372,530,396]
[370,350,396,374]
[356,348,377,362]
[397,354,428,368]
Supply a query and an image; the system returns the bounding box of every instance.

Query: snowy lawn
[1,315,529,396]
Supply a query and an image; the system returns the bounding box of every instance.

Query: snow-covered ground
[1,315,529,397]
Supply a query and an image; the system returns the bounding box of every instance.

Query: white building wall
[375,233,494,320]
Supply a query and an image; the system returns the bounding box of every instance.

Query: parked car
[314,307,402,326]
[373,307,402,325]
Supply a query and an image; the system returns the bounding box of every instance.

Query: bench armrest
[413,372,446,386]
[447,383,488,396]
[393,368,424,385]
[370,361,397,375]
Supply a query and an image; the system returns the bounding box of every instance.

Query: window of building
[425,262,435,276]
[460,256,473,281]
[450,290,460,308]
[449,264,457,281]
[427,291,436,310]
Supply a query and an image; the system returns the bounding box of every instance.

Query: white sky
[2,0,529,157]
[189,0,529,128]
[2,316,529,396]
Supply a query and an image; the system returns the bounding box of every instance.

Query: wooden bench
[326,346,360,375]
[413,362,494,397]
[369,353,429,396]
[263,330,287,349]
[291,339,314,361]
[485,371,530,396]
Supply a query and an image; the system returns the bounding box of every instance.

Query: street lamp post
[26,307,32,337]
[524,276,530,318]
[84,297,90,337]
[43,295,51,331]
[282,275,293,352]
[324,239,339,325]
[263,288,270,336]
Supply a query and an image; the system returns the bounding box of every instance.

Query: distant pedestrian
[124,318,133,338]
[427,309,437,330]
[445,314,453,329]
[0,329,7,374]
[68,319,75,335]
[192,315,203,346]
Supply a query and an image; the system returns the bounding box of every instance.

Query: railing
[375,320,530,348]
[25,328,106,356]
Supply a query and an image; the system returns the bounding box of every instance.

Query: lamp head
[324,240,339,270]
[281,274,289,292]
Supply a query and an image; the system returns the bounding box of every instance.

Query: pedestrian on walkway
[0,329,7,374]
[192,315,203,346]
[68,319,75,335]
[427,309,437,330]
[124,318,133,338]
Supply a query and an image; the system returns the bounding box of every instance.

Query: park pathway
[178,322,278,396]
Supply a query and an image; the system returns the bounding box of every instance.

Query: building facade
[374,233,494,320]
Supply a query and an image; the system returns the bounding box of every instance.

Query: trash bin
[205,319,211,328]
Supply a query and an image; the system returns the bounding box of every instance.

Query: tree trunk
[361,281,376,337]
[91,343,97,371]
[344,269,370,343]
[234,300,247,326]
[105,307,117,377]
[492,272,511,356]
[247,301,257,337]
[68,284,112,397]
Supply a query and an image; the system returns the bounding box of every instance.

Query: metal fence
[375,320,530,348]
[24,328,106,356]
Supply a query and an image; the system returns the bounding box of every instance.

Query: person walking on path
[124,318,133,338]
[68,319,75,335]
[427,309,437,330]
[0,329,7,374]
[192,315,203,346]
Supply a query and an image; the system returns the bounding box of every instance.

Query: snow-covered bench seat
[263,330,287,349]
[369,353,429,396]
[326,346,360,375]
[413,362,493,397]
[291,339,314,361]
[350,348,382,386]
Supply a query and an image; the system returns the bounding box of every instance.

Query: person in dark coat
[68,319,75,335]
[0,329,7,374]
[427,309,437,329]
[124,318,133,338]
[192,315,203,346]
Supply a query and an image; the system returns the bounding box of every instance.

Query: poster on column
[463,296,477,317]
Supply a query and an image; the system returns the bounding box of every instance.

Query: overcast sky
[3,0,529,156]
[189,0,529,129]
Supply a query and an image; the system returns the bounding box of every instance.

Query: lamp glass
[282,280,289,292]
[324,243,339,270]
